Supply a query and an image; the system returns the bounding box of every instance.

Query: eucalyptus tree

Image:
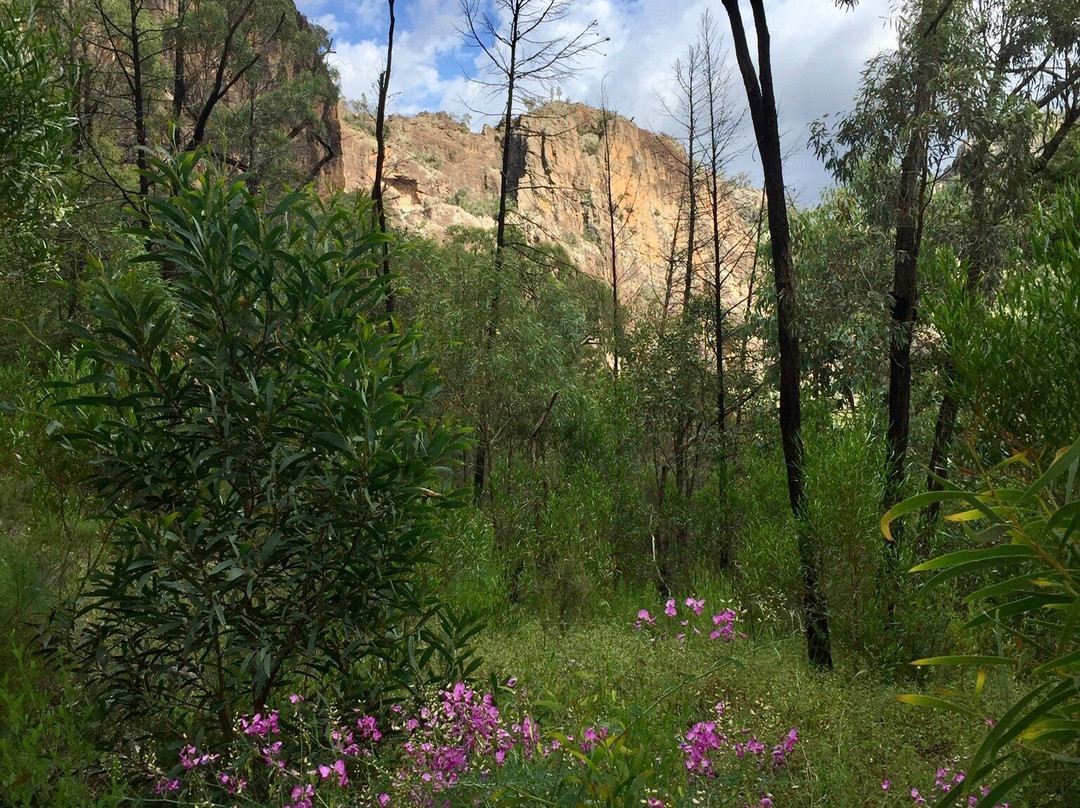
[458,0,605,495]
[694,10,744,432]
[922,0,1080,521]
[720,0,832,668]
[597,83,635,379]
[49,0,337,203]
[814,0,1080,526]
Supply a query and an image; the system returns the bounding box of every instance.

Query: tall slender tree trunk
[472,13,521,500]
[372,0,396,316]
[924,143,988,527]
[708,141,725,433]
[722,0,831,668]
[884,3,938,542]
[129,0,149,197]
[172,0,186,130]
[683,62,698,309]
[601,107,621,378]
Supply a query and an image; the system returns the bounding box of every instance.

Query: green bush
[931,184,1080,451]
[0,636,127,807]
[885,439,1080,806]
[48,152,467,743]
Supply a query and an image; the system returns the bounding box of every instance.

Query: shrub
[0,636,127,807]
[48,152,467,743]
[884,439,1080,805]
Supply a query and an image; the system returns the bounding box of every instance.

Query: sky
[294,0,900,202]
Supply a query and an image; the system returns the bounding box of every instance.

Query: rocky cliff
[338,101,759,308]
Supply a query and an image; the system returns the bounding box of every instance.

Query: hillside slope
[339,101,759,308]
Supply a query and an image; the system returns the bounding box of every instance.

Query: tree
[669,45,702,309]
[694,10,744,433]
[50,0,337,204]
[459,0,604,265]
[51,152,465,742]
[0,2,70,256]
[883,0,945,531]
[721,0,832,668]
[597,84,636,379]
[0,2,73,360]
[371,0,396,315]
[815,0,1080,528]
[458,0,604,496]
[922,0,1080,524]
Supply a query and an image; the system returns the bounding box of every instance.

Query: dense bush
[885,439,1080,806]
[931,184,1080,452]
[48,153,466,742]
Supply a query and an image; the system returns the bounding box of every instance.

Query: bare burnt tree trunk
[680,50,700,309]
[372,0,396,316]
[699,11,732,432]
[472,17,516,496]
[493,24,519,266]
[721,0,831,668]
[459,0,602,499]
[661,200,685,336]
[599,91,630,379]
[187,0,262,151]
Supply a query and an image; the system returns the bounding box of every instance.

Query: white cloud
[304,0,899,196]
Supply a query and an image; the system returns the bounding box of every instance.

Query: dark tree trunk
[172,0,186,129]
[721,0,831,668]
[471,10,520,498]
[129,0,149,197]
[683,62,698,309]
[884,3,937,542]
[494,17,519,262]
[599,105,621,378]
[372,0,396,316]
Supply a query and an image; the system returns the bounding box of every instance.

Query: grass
[471,603,1007,808]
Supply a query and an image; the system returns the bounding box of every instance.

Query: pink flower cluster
[679,701,797,806]
[635,597,742,644]
[883,762,1011,808]
[393,681,539,803]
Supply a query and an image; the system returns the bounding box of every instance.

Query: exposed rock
[338,102,760,309]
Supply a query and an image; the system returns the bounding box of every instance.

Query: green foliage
[0,1,73,362]
[0,1,70,253]
[931,185,1080,451]
[0,363,101,635]
[789,190,890,406]
[48,152,467,741]
[884,439,1080,806]
[0,635,127,807]
[803,411,891,653]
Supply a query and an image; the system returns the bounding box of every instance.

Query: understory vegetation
[2,0,1080,807]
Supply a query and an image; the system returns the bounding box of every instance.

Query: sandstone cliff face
[338,101,759,309]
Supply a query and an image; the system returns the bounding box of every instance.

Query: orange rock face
[338,101,759,311]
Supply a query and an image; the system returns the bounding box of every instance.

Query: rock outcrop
[338,101,760,308]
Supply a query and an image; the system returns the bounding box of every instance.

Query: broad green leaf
[910,655,1014,667]
[896,693,978,717]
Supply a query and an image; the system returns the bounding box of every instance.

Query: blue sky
[295,0,898,200]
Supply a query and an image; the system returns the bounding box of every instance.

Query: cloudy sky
[295,0,899,201]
